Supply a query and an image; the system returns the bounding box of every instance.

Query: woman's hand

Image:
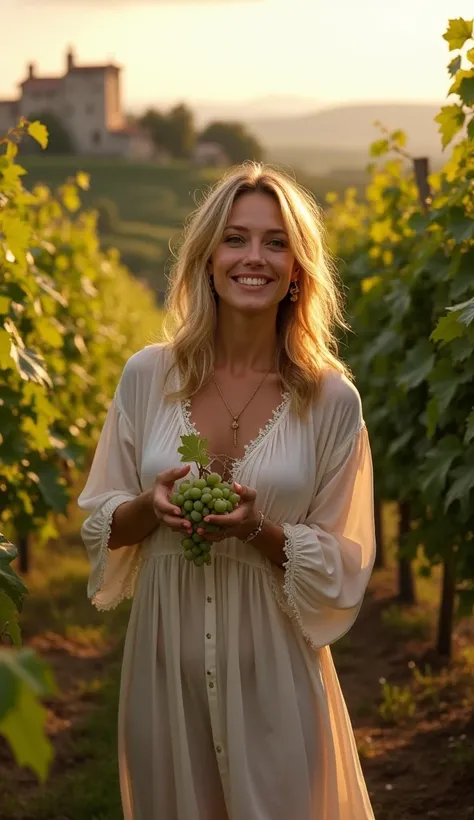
[151,464,194,536]
[197,482,260,543]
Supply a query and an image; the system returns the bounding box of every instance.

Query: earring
[209,275,217,297]
[289,280,300,302]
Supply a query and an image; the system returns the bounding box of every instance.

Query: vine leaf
[430,312,464,346]
[444,462,474,513]
[177,434,210,469]
[0,542,28,612]
[448,55,462,76]
[434,105,465,149]
[396,340,435,390]
[27,121,48,150]
[442,18,473,51]
[0,649,56,782]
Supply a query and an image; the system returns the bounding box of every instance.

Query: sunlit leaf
[0,328,13,369]
[442,18,473,51]
[0,652,54,782]
[177,434,210,469]
[9,345,53,388]
[434,105,465,149]
[76,171,90,190]
[27,121,49,150]
[391,129,407,147]
[370,139,389,157]
[361,275,382,293]
[0,214,31,266]
[430,312,464,345]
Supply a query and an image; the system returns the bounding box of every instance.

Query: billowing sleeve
[272,417,376,650]
[77,392,143,611]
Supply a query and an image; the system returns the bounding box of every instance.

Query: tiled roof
[69,64,119,74]
[20,77,62,90]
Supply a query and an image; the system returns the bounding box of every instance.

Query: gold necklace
[212,359,276,448]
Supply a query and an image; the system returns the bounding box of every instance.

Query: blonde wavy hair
[160,162,352,417]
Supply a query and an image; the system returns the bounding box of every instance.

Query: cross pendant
[231,418,239,447]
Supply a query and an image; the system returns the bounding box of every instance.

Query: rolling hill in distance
[192,98,444,172]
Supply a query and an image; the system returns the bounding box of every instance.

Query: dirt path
[336,571,474,819]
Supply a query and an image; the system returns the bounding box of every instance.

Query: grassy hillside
[248,102,443,155]
[20,156,366,299]
[21,157,221,225]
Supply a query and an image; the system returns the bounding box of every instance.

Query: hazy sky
[2,0,473,114]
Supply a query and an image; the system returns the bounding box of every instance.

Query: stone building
[0,47,154,159]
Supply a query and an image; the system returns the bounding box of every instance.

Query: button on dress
[77,343,376,820]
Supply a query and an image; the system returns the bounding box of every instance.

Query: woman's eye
[270,239,286,248]
[224,235,243,244]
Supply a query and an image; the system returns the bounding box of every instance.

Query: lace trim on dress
[89,495,143,612]
[269,523,321,653]
[180,391,291,483]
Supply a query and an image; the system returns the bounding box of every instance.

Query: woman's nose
[243,241,265,266]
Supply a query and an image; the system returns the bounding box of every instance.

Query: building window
[86,103,95,115]
[91,130,101,146]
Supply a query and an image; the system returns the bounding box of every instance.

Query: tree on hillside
[24,110,74,154]
[139,103,195,159]
[198,121,264,164]
[140,108,171,154]
[167,103,196,158]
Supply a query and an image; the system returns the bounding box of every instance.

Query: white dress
[77,343,376,820]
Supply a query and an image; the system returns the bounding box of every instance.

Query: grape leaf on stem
[177,434,210,477]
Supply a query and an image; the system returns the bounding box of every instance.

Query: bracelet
[242,510,265,543]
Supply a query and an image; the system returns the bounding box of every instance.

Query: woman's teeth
[235,277,268,286]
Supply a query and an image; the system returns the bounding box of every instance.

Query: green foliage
[0,115,161,781]
[0,537,57,781]
[0,646,57,781]
[140,102,196,159]
[381,603,431,640]
[326,18,474,638]
[377,679,416,724]
[0,117,163,548]
[198,120,264,164]
[177,434,211,472]
[443,18,473,50]
[0,538,28,611]
[24,111,74,155]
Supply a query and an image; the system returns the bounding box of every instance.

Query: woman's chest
[188,377,286,479]
[138,390,322,524]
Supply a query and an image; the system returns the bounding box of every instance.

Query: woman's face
[209,191,298,314]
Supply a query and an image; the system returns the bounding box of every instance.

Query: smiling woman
[78,161,376,820]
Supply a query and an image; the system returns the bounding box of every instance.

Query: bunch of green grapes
[171,472,240,566]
